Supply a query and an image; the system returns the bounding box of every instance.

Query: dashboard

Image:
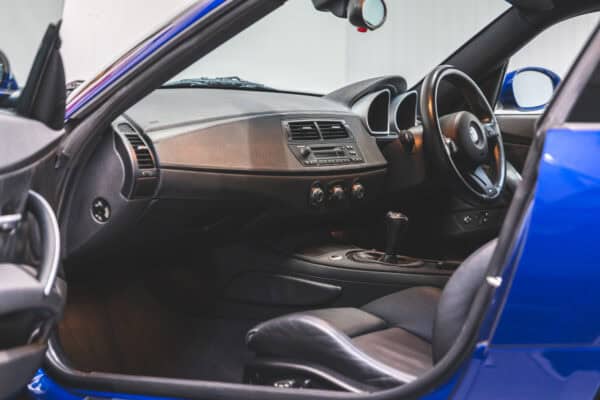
[65,77,425,257]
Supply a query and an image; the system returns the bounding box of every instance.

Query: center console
[294,211,461,275]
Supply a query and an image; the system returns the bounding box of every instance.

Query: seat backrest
[432,239,497,362]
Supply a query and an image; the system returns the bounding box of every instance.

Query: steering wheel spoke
[483,121,500,141]
[468,165,498,197]
[443,136,459,155]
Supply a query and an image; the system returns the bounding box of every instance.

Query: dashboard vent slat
[124,133,156,169]
[317,121,350,139]
[287,121,321,141]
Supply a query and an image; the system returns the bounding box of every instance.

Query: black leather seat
[246,240,496,391]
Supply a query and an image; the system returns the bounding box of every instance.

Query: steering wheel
[420,65,506,201]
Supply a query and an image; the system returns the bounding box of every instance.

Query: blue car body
[25,1,600,399]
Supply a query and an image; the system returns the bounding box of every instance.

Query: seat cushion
[246,288,441,389]
[246,240,497,390]
[246,311,430,388]
[352,327,432,381]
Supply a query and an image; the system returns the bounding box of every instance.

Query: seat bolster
[362,286,441,341]
[246,312,416,388]
[433,239,497,362]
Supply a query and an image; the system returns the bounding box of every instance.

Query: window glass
[498,12,599,113]
[0,0,64,107]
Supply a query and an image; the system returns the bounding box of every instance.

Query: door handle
[26,191,60,296]
[0,213,21,233]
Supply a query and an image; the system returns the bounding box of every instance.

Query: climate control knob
[300,146,312,158]
[329,185,346,202]
[309,186,325,207]
[351,182,366,200]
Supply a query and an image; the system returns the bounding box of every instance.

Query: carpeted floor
[58,281,259,383]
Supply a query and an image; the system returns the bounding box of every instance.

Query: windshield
[167,0,509,94]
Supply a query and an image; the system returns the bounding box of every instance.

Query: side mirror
[0,51,10,88]
[0,50,18,94]
[499,67,560,111]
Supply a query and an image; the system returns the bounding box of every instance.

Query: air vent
[117,123,135,133]
[318,121,349,139]
[124,133,155,169]
[287,121,320,141]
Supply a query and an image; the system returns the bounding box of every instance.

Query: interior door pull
[26,191,61,296]
[0,213,22,233]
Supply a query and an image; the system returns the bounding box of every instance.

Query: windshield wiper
[162,76,273,91]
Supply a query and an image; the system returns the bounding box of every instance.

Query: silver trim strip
[29,191,61,296]
[352,89,391,135]
[390,90,418,133]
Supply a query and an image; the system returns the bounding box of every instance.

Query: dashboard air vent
[318,121,349,139]
[117,123,135,133]
[124,133,155,169]
[288,121,320,141]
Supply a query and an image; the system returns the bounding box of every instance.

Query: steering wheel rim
[420,65,506,201]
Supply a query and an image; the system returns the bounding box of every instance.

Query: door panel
[0,112,65,398]
[497,113,540,172]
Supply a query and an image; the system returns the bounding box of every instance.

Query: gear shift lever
[381,211,409,263]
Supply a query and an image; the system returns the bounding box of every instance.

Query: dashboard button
[329,185,346,202]
[309,186,325,207]
[91,197,111,223]
[300,146,312,158]
[351,183,366,200]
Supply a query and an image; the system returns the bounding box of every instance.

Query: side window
[0,1,64,109]
[497,12,599,114]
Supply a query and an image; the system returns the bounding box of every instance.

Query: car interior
[2,0,598,398]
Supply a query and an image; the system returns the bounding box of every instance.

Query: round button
[329,185,346,202]
[300,146,312,158]
[91,197,111,223]
[309,186,325,207]
[351,183,366,200]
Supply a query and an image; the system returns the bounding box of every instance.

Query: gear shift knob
[382,211,409,263]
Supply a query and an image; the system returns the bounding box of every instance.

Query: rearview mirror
[499,67,560,111]
[348,0,387,30]
[312,0,387,31]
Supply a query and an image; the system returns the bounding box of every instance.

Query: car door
[496,12,600,173]
[0,2,67,398]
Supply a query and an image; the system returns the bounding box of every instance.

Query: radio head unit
[284,120,365,167]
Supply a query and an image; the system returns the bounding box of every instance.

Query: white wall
[509,13,600,77]
[60,0,195,81]
[59,0,599,92]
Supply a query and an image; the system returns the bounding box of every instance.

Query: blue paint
[456,127,600,399]
[0,73,18,91]
[494,128,600,346]
[499,67,561,111]
[28,371,84,400]
[29,370,181,400]
[65,0,226,120]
